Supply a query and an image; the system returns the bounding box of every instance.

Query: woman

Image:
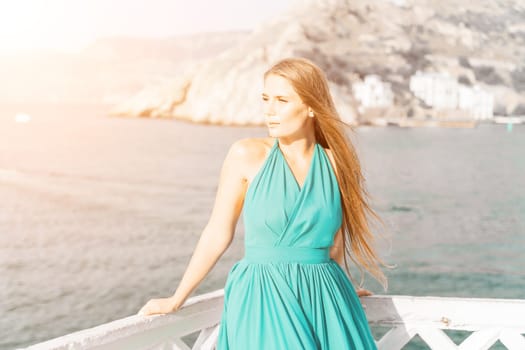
[138,57,388,349]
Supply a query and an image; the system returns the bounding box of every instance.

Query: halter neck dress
[216,138,377,349]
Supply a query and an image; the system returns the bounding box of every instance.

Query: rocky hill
[112,0,525,124]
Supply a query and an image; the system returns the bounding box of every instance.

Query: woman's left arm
[329,227,344,265]
[330,228,373,297]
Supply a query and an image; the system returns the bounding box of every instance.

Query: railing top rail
[364,295,525,332]
[19,292,525,349]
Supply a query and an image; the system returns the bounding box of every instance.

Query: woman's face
[262,74,312,138]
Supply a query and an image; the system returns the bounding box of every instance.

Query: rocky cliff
[112,0,525,124]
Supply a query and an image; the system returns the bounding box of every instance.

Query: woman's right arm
[167,139,250,310]
[138,139,254,316]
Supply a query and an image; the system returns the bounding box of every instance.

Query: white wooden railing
[18,290,525,350]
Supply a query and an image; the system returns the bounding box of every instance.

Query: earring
[308,111,315,118]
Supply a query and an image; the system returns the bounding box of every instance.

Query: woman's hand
[137,297,180,316]
[356,288,373,297]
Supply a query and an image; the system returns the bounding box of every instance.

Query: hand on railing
[137,296,181,316]
[356,288,372,297]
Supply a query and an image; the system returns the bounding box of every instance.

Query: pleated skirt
[216,253,377,350]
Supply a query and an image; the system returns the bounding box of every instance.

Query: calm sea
[1,104,523,349]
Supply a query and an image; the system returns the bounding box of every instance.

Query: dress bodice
[242,138,343,248]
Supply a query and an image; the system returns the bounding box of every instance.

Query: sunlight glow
[14,113,32,123]
[0,0,293,54]
[0,1,93,53]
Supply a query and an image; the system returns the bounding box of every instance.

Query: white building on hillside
[409,71,494,120]
[410,72,458,109]
[458,85,495,120]
[353,75,394,111]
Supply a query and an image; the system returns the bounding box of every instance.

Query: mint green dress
[216,138,377,349]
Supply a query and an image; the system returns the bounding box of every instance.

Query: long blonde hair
[264,57,389,290]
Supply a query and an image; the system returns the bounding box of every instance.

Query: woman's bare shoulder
[230,137,272,157]
[228,137,274,181]
[231,137,272,161]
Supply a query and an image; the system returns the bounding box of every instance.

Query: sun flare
[0,1,92,53]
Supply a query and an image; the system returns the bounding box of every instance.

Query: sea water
[0,104,523,349]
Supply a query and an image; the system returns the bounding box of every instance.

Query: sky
[0,0,293,53]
